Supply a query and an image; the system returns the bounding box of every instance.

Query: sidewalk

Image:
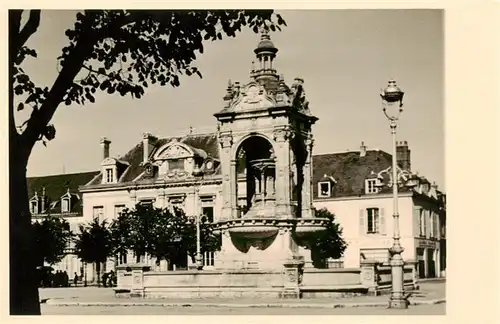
[41,280,445,309]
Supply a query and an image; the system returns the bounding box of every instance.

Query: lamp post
[193,166,204,270]
[378,80,416,309]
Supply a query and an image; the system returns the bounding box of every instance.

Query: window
[365,179,379,194]
[30,200,38,214]
[366,208,380,234]
[429,212,434,238]
[114,204,126,218]
[202,206,214,223]
[139,199,154,207]
[168,159,184,171]
[93,206,104,222]
[433,213,439,238]
[318,181,331,198]
[105,168,114,183]
[61,198,70,213]
[419,209,426,237]
[169,196,185,210]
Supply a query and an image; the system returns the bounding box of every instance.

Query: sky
[20,9,444,189]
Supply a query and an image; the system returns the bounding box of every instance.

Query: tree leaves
[110,203,221,266]
[74,217,113,265]
[32,216,73,266]
[299,208,347,267]
[12,10,286,144]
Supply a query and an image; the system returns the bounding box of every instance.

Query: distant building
[28,171,100,281]
[312,141,446,278]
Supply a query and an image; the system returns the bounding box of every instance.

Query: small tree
[32,216,73,268]
[74,218,112,287]
[119,204,160,263]
[109,211,132,265]
[149,207,221,267]
[300,208,347,268]
[118,204,221,268]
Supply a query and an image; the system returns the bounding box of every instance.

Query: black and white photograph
[5,3,499,320]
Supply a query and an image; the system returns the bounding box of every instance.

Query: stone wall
[115,260,419,299]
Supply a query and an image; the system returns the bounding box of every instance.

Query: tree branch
[16,10,41,53]
[21,37,94,147]
[9,11,25,141]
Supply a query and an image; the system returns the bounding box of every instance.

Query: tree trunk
[10,138,40,315]
[83,262,87,287]
[96,262,101,288]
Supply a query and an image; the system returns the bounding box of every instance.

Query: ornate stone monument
[214,30,328,274]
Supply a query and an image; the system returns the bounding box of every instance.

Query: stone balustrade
[115,258,419,299]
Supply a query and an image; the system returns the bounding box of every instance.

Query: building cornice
[79,177,223,193]
[313,192,413,203]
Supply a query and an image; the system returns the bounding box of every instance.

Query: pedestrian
[108,270,116,287]
[102,272,109,288]
[73,272,78,287]
[63,271,69,287]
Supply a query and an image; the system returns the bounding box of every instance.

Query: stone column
[158,186,167,208]
[129,264,151,298]
[115,265,128,291]
[230,159,238,218]
[128,187,137,208]
[360,260,380,296]
[281,258,305,299]
[301,137,314,218]
[273,128,292,218]
[219,133,233,220]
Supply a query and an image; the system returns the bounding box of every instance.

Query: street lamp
[378,80,414,309]
[192,166,204,270]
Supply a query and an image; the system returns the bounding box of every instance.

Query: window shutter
[425,210,431,239]
[379,208,386,235]
[413,206,421,237]
[359,209,366,235]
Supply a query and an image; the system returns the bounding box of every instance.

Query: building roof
[85,133,220,186]
[312,150,396,199]
[27,171,100,216]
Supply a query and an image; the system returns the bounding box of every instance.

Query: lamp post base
[195,254,204,270]
[388,297,409,309]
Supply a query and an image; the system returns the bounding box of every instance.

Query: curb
[44,298,445,308]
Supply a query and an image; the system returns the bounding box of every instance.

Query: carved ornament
[230,83,276,111]
[273,128,290,143]
[219,133,233,148]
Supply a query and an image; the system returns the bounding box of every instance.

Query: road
[41,303,445,315]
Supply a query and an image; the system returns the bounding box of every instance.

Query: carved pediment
[101,157,117,166]
[156,143,193,160]
[230,83,275,111]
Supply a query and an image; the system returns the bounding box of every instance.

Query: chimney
[143,132,155,164]
[396,140,411,171]
[100,137,111,160]
[360,141,367,157]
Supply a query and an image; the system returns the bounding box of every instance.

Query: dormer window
[168,159,184,171]
[105,168,114,183]
[318,181,331,198]
[365,179,379,194]
[101,157,128,184]
[30,200,39,214]
[61,198,70,213]
[318,174,336,198]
